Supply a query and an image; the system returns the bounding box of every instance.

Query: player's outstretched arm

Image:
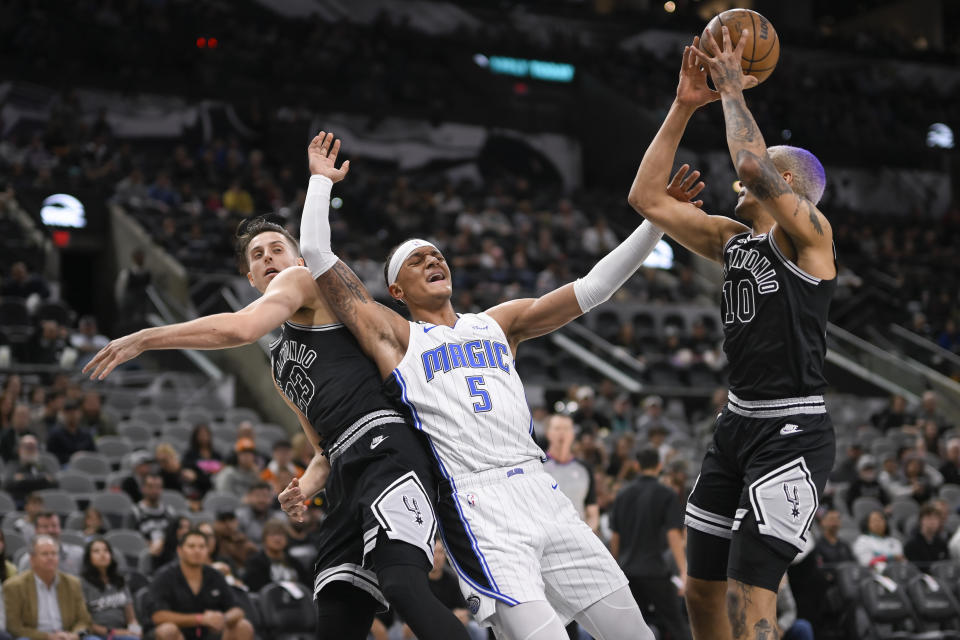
[692,27,833,256]
[487,219,665,351]
[628,37,748,263]
[298,133,409,378]
[273,377,330,522]
[83,266,317,380]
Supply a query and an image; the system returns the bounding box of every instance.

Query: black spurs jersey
[270,320,395,445]
[720,231,836,400]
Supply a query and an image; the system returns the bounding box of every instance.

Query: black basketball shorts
[685,394,836,591]
[312,414,440,608]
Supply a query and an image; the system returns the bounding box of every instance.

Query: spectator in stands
[46,399,96,465]
[80,538,141,640]
[120,451,155,503]
[830,441,864,484]
[0,261,50,300]
[813,509,855,567]
[887,454,943,504]
[235,481,283,543]
[606,434,637,480]
[0,580,10,640]
[33,392,65,442]
[125,473,176,558]
[609,394,635,435]
[571,387,610,436]
[776,576,814,640]
[845,455,890,512]
[214,438,261,498]
[664,458,691,512]
[259,440,302,486]
[82,507,107,542]
[543,414,599,534]
[636,395,679,436]
[78,391,115,437]
[936,319,959,353]
[2,434,56,506]
[18,512,84,575]
[942,438,960,487]
[10,491,45,540]
[582,217,619,257]
[211,513,255,571]
[609,447,690,640]
[853,510,904,569]
[241,520,308,592]
[151,516,192,573]
[155,443,209,503]
[222,179,253,215]
[69,316,109,368]
[147,172,180,210]
[114,248,152,330]
[24,319,67,365]
[289,433,313,471]
[918,390,950,430]
[644,424,675,465]
[150,530,254,640]
[0,402,32,461]
[904,503,949,567]
[871,394,913,433]
[0,528,17,581]
[182,424,224,481]
[4,535,95,640]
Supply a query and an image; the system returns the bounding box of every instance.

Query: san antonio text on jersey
[720,231,836,401]
[270,320,398,445]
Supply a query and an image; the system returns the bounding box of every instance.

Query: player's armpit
[314,260,409,375]
[487,284,582,351]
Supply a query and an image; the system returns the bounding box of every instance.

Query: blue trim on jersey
[392,368,507,600]
[528,416,534,436]
[433,510,520,607]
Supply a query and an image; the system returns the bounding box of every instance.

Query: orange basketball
[701,8,780,84]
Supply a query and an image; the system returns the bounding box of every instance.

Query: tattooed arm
[693,27,834,277]
[299,132,409,378]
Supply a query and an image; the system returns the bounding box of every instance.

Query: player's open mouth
[265,268,279,276]
[427,273,445,283]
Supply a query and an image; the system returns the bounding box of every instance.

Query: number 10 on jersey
[466,376,492,412]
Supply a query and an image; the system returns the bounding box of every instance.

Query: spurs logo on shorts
[748,457,818,550]
[404,495,424,525]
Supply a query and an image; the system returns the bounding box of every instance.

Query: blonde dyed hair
[767,145,827,205]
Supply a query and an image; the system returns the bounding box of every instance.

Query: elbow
[735,152,763,187]
[627,190,650,212]
[230,320,260,345]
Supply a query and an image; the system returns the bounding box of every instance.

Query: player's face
[246,231,304,293]
[733,182,758,219]
[393,247,452,305]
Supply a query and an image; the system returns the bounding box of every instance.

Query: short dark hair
[249,481,272,493]
[178,528,208,547]
[919,504,942,520]
[235,217,300,273]
[636,447,661,470]
[36,511,58,521]
[272,440,292,451]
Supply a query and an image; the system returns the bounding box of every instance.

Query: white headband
[387,238,437,285]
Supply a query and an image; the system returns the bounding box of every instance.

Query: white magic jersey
[390,312,544,479]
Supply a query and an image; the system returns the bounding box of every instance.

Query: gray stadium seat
[941,484,960,508]
[118,421,153,448]
[105,529,148,566]
[225,407,260,426]
[851,496,885,524]
[130,406,166,431]
[64,511,86,531]
[69,451,112,481]
[178,406,213,427]
[255,423,289,449]
[161,490,190,513]
[40,452,60,474]
[91,492,135,529]
[60,529,86,548]
[202,492,241,515]
[96,436,133,467]
[0,490,15,514]
[160,423,192,444]
[35,489,79,517]
[2,529,27,558]
[56,470,97,495]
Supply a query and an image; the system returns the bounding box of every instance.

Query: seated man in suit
[2,534,99,640]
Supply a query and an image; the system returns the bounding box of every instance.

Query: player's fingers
[734,29,749,56]
[743,74,759,90]
[98,357,120,381]
[681,170,701,190]
[689,45,713,65]
[322,131,334,152]
[688,181,706,200]
[692,199,704,208]
[329,138,341,161]
[667,164,688,187]
[341,159,350,175]
[721,25,732,52]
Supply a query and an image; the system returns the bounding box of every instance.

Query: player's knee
[155,623,184,640]
[377,563,424,609]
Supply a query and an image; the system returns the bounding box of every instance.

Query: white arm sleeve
[299,174,339,278]
[573,220,664,313]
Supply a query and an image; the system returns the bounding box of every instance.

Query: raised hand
[676,36,720,108]
[279,476,307,522]
[308,131,351,182]
[82,332,145,380]
[690,26,759,94]
[666,164,706,208]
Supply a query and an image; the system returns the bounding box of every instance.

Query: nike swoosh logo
[370,436,388,449]
[551,482,558,490]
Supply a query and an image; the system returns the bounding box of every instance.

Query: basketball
[702,8,780,84]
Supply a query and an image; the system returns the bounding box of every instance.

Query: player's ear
[246,271,256,288]
[388,282,405,303]
[296,256,305,267]
[781,170,793,187]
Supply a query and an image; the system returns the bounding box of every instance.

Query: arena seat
[91,492,135,528]
[118,422,153,449]
[851,496,885,524]
[202,492,241,515]
[931,561,960,601]
[134,586,156,635]
[0,490,15,514]
[35,489,79,517]
[96,435,133,468]
[160,489,190,512]
[178,405,213,427]
[129,406,167,431]
[257,582,317,639]
[56,470,98,495]
[225,407,261,426]
[105,529,149,567]
[857,571,917,639]
[1,529,27,558]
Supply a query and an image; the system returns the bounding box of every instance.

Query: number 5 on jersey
[466,375,492,413]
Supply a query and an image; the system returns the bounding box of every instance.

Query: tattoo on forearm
[804,199,824,236]
[724,95,759,143]
[736,150,792,200]
[317,262,370,327]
